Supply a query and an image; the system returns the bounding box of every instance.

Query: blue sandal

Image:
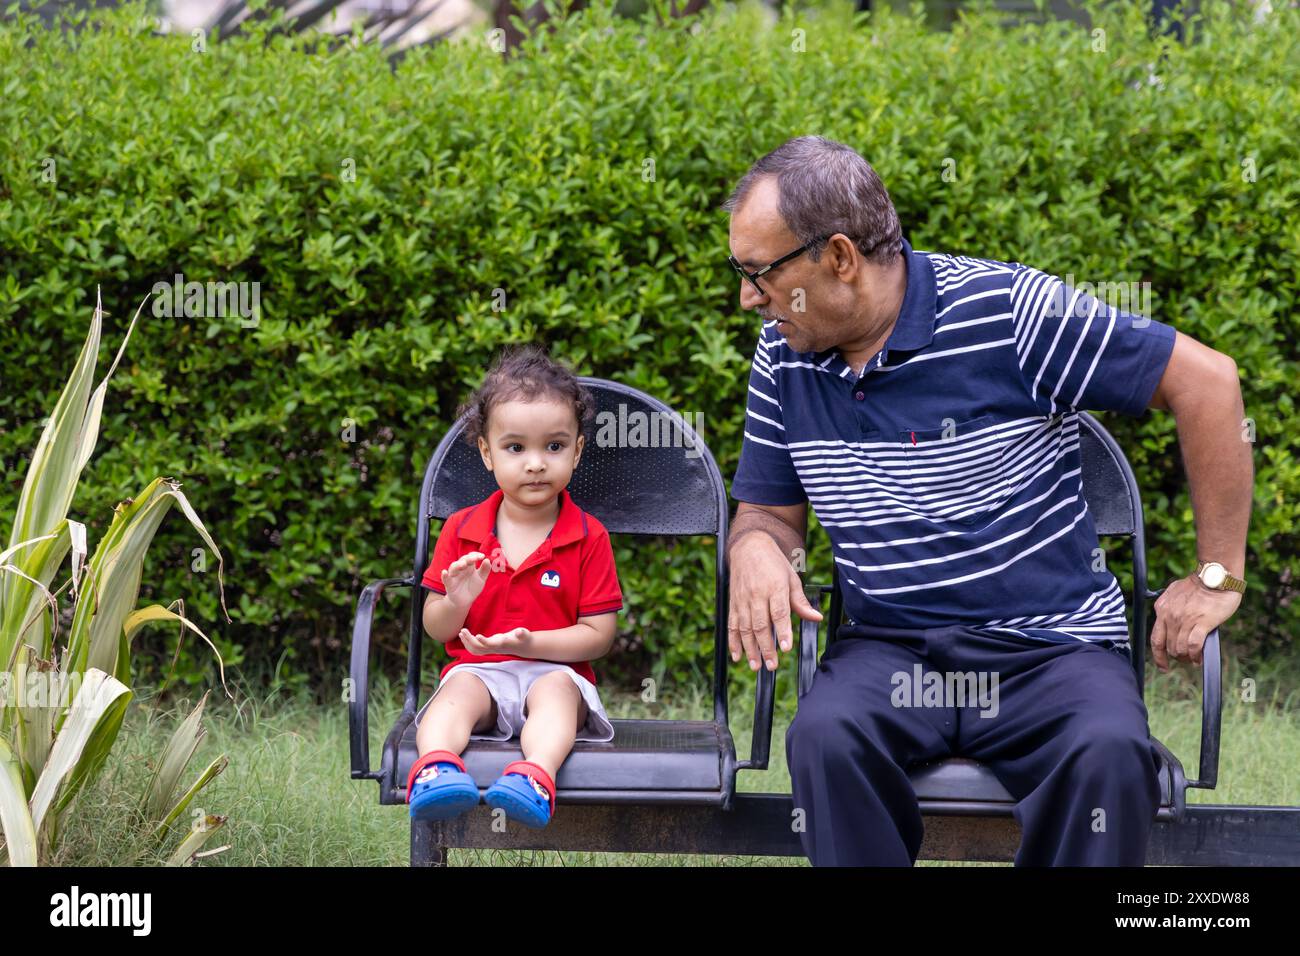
[407,750,480,822]
[484,760,556,829]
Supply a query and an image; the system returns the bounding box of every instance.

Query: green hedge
[1,0,1296,697]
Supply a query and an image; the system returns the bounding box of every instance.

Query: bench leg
[410,821,449,866]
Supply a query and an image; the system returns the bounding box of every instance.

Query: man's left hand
[1150,574,1242,672]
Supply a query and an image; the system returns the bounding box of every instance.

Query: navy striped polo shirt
[731,237,1177,646]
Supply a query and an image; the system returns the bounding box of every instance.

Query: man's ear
[826,233,861,281]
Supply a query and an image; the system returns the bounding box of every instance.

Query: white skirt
[416,659,615,743]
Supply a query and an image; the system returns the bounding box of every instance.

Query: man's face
[727,177,850,354]
[478,397,584,508]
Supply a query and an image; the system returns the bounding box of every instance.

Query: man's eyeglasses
[727,235,829,296]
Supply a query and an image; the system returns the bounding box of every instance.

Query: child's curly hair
[456,344,597,451]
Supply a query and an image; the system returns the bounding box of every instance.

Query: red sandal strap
[406,749,467,800]
[502,760,556,816]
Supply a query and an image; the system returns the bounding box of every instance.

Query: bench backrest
[421,378,724,534]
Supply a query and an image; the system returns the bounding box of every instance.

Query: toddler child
[407,344,622,829]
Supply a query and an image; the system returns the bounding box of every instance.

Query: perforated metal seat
[397,720,726,800]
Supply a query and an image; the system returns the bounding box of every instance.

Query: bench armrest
[742,655,777,771]
[1145,585,1222,791]
[1190,627,1222,789]
[797,584,831,699]
[737,582,831,771]
[349,575,414,781]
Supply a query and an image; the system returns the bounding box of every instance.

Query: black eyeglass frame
[727,235,830,296]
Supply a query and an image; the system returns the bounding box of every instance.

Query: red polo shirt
[421,487,622,684]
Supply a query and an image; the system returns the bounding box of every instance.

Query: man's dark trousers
[786,623,1163,866]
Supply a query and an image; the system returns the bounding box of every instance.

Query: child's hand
[441,552,492,610]
[458,627,532,656]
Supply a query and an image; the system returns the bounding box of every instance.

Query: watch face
[1202,564,1227,588]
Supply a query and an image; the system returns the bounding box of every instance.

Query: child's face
[477,397,584,506]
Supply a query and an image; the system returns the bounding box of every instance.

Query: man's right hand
[728,533,823,671]
[441,551,492,610]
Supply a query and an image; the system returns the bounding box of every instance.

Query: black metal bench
[349,378,1300,866]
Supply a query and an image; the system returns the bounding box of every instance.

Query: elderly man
[723,136,1252,866]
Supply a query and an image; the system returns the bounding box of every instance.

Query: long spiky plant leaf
[28,668,131,845]
[165,814,227,866]
[73,292,147,476]
[124,602,231,699]
[141,691,208,821]
[0,737,38,867]
[1,524,70,661]
[0,290,101,668]
[5,289,100,552]
[63,479,230,692]
[152,754,228,840]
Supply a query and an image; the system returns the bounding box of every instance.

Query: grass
[50,652,1300,866]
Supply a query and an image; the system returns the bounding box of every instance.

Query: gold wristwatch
[1194,560,1247,594]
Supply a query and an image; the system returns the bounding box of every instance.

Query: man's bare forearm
[1170,362,1253,578]
[728,507,804,565]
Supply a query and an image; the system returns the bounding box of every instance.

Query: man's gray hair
[720,136,903,266]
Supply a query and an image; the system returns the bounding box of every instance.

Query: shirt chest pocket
[896,414,1013,527]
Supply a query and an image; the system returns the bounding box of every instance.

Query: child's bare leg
[415,673,498,757]
[519,671,589,780]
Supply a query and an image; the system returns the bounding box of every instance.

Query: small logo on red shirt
[540,570,561,588]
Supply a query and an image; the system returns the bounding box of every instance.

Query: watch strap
[1195,559,1247,594]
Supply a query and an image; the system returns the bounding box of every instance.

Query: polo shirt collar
[458,487,588,549]
[811,236,936,371]
[882,237,937,354]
